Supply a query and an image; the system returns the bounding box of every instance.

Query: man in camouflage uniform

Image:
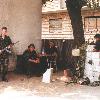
[22,44,41,77]
[0,27,12,82]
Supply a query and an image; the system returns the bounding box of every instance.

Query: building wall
[0,0,42,70]
[42,9,100,41]
[42,12,73,39]
[42,0,66,12]
[0,0,42,54]
[82,9,100,40]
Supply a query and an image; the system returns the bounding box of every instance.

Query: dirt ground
[0,71,100,100]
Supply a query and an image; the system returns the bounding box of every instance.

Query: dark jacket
[0,35,12,58]
[94,40,100,51]
[22,50,38,62]
[0,35,12,49]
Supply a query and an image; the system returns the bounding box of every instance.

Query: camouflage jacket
[0,35,12,58]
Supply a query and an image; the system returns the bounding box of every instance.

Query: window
[49,18,62,34]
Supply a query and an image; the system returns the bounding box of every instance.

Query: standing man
[94,34,100,52]
[0,27,12,82]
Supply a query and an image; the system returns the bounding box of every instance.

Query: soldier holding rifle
[0,27,12,82]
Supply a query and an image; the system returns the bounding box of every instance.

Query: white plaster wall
[0,0,42,54]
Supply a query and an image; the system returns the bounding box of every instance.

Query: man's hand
[29,59,40,63]
[7,45,11,49]
[29,59,34,62]
[35,59,40,63]
[33,59,40,63]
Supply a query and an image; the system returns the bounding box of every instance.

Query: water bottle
[42,48,45,55]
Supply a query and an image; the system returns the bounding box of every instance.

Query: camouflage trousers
[0,57,9,80]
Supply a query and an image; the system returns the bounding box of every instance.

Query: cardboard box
[42,68,53,83]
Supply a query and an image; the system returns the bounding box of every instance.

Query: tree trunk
[66,0,85,47]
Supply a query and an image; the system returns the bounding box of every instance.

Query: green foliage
[81,0,100,9]
[76,42,88,78]
[78,42,88,66]
[84,0,100,9]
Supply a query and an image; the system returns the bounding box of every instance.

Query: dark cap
[2,27,7,30]
[94,34,100,38]
[28,44,35,49]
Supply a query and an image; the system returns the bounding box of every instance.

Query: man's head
[1,27,7,35]
[94,34,100,41]
[49,41,54,47]
[28,44,35,52]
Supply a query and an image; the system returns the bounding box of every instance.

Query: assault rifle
[0,41,19,54]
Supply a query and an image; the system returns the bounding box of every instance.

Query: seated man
[94,34,100,52]
[22,44,41,77]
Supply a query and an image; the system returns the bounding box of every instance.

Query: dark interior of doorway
[41,39,76,72]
